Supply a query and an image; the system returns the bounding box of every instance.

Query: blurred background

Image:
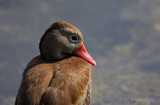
[0,0,160,105]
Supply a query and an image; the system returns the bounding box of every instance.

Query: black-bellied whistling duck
[15,21,96,105]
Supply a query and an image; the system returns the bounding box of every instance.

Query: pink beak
[73,44,96,66]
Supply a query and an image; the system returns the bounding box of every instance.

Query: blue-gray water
[0,0,160,105]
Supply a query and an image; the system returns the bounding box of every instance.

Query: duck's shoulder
[60,56,92,70]
[23,55,92,75]
[23,55,52,74]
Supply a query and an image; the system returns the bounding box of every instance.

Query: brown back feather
[15,55,92,105]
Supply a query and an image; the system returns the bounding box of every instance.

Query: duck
[15,21,96,105]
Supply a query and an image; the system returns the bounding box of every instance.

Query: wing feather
[15,56,92,105]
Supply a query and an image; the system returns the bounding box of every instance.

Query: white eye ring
[69,35,79,43]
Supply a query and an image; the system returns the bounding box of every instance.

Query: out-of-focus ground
[0,0,160,105]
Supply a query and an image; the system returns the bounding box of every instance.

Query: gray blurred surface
[0,0,160,105]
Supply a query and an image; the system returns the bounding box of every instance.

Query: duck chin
[41,50,67,61]
[55,53,67,60]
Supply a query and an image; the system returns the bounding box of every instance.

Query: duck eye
[69,35,78,43]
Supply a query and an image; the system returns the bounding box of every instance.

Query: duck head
[39,21,96,66]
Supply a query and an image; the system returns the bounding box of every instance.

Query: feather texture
[15,55,92,105]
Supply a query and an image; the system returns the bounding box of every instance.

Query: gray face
[39,24,83,60]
